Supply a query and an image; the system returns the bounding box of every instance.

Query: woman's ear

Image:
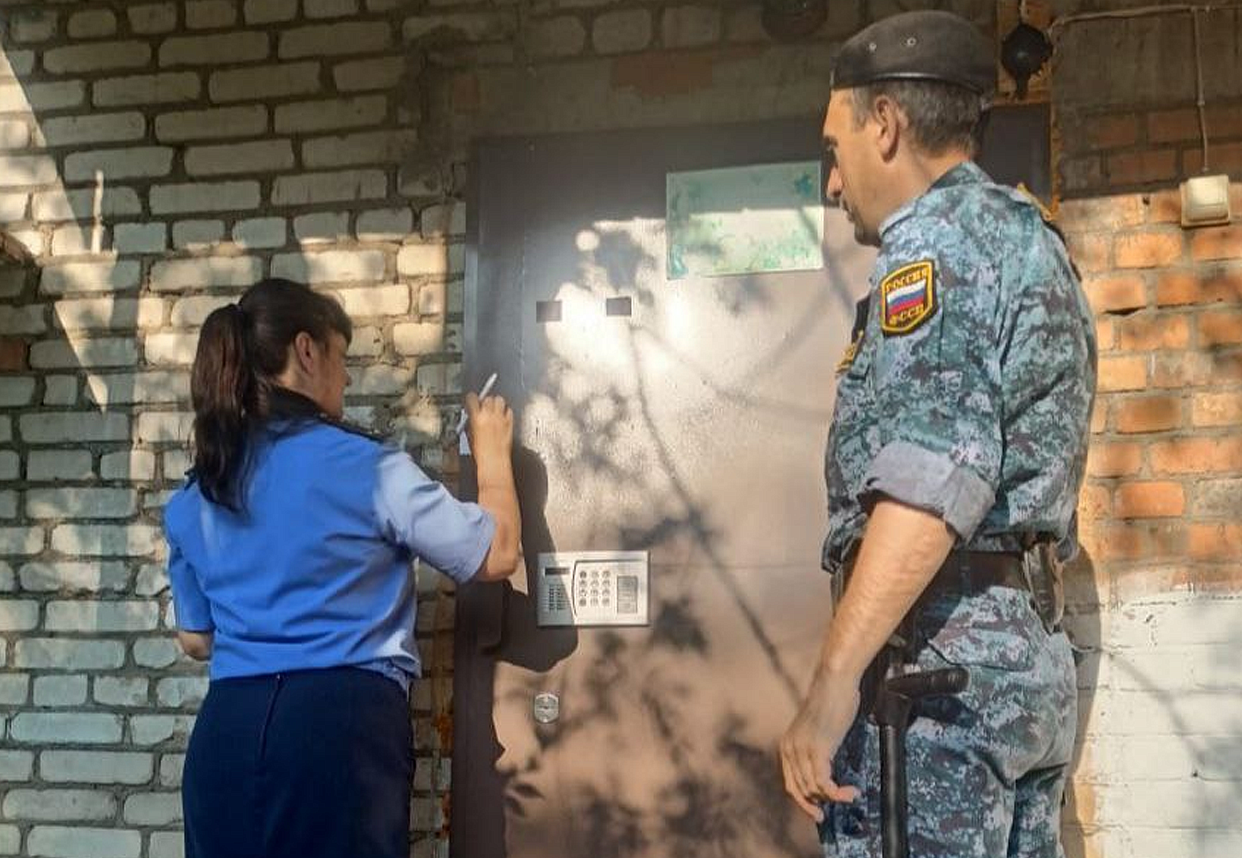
[291,331,318,374]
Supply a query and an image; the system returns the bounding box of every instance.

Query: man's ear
[872,94,904,161]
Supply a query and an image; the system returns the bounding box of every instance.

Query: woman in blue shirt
[164,278,520,858]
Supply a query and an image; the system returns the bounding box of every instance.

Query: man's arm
[779,498,954,821]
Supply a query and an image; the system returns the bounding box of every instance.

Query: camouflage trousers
[819,586,1078,858]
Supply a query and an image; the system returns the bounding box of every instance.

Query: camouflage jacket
[822,162,1097,573]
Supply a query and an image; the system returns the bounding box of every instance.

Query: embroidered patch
[880,260,936,336]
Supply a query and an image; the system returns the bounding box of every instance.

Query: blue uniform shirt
[164,419,495,691]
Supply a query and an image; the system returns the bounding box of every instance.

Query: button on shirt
[165,420,495,691]
[822,162,1097,573]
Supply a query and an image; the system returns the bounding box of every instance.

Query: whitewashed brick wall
[2,2,1241,858]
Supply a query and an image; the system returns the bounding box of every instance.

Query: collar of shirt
[877,160,988,239]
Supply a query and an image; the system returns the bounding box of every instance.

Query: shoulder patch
[880,260,936,336]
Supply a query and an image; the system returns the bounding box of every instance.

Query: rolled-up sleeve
[373,450,496,584]
[861,223,1003,541]
[167,538,214,632]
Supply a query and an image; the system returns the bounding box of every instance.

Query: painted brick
[130,714,196,746]
[0,750,34,780]
[210,61,321,103]
[0,191,28,222]
[233,217,287,249]
[54,297,165,331]
[51,225,104,258]
[43,376,77,406]
[0,153,58,185]
[64,147,175,182]
[244,0,298,24]
[26,450,94,481]
[50,524,160,557]
[305,0,359,17]
[9,713,124,744]
[402,12,515,42]
[333,56,405,91]
[25,826,140,858]
[185,139,295,176]
[0,120,30,149]
[302,129,417,168]
[150,181,261,214]
[279,22,393,59]
[19,561,129,593]
[294,211,351,243]
[0,674,30,705]
[135,411,193,443]
[158,754,185,787]
[160,32,269,67]
[0,527,46,555]
[148,832,184,858]
[334,284,410,317]
[144,332,199,365]
[123,793,182,826]
[20,412,130,443]
[274,95,387,134]
[27,487,138,520]
[34,188,142,223]
[525,16,587,58]
[113,223,168,255]
[2,789,114,822]
[662,5,722,47]
[271,170,387,206]
[128,3,178,33]
[272,249,386,284]
[419,202,465,238]
[593,9,652,53]
[135,564,169,596]
[155,105,267,142]
[0,451,19,480]
[2,80,86,112]
[91,677,149,708]
[33,9,94,45]
[172,220,225,249]
[10,9,58,43]
[0,599,39,631]
[87,372,189,406]
[157,676,208,708]
[44,42,151,74]
[101,450,156,481]
[133,638,179,669]
[348,326,383,357]
[0,304,46,336]
[40,750,153,785]
[171,296,233,326]
[32,675,89,707]
[394,321,445,355]
[29,337,138,369]
[398,243,449,276]
[0,377,36,405]
[93,72,201,108]
[357,207,414,241]
[353,364,414,395]
[186,0,238,29]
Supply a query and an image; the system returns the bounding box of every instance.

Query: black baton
[873,666,968,858]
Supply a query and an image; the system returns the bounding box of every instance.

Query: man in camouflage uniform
[779,10,1097,858]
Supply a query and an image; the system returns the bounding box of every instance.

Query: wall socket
[1180,173,1232,227]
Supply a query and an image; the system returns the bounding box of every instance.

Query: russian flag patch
[880,260,936,336]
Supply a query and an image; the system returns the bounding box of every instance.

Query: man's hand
[779,670,863,822]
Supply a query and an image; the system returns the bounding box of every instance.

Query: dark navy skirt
[183,667,414,858]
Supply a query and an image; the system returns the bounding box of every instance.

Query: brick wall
[0,2,1240,858]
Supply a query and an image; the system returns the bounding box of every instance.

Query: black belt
[927,549,1029,597]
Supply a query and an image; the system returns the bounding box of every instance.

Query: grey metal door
[455,118,870,858]
[454,110,1049,858]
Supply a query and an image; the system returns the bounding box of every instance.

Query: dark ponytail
[190,278,352,510]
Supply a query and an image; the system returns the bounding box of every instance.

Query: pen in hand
[456,371,498,438]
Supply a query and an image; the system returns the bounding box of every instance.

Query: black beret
[831,10,995,97]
